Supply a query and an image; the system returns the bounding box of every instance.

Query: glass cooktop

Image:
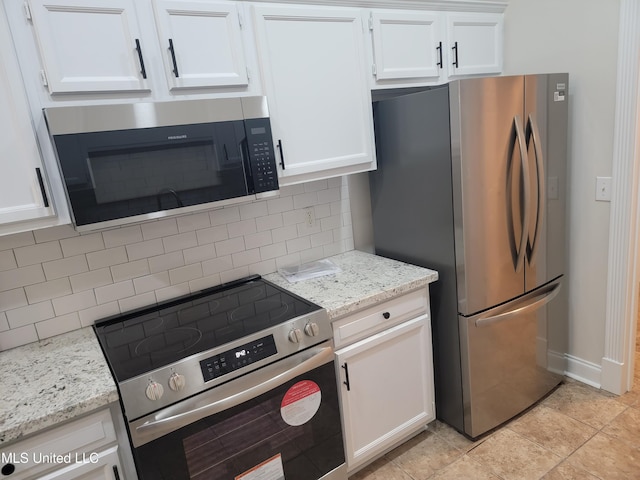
[93,275,320,382]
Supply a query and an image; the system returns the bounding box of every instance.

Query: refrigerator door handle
[526,113,546,266]
[513,115,531,273]
[475,280,561,328]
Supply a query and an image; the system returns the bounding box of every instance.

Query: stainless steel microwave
[44,97,278,231]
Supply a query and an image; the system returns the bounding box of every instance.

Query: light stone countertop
[0,327,118,445]
[264,250,438,320]
[0,250,437,447]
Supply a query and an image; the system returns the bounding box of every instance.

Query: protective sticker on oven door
[280,380,322,426]
[235,453,284,480]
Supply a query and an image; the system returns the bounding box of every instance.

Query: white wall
[0,178,354,351]
[503,0,620,371]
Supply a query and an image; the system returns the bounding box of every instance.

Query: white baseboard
[547,350,602,388]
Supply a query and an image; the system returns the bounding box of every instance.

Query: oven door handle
[130,342,334,447]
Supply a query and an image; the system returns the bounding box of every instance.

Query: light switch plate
[596,176,612,202]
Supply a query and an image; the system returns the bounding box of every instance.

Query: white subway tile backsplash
[60,233,105,257]
[267,196,293,215]
[155,283,190,303]
[111,259,150,282]
[25,278,72,304]
[196,225,228,245]
[142,218,179,240]
[79,302,120,327]
[0,265,45,291]
[102,225,143,248]
[232,249,261,268]
[177,212,211,232]
[36,313,81,339]
[126,238,164,261]
[119,292,157,312]
[0,288,28,311]
[256,214,284,232]
[201,256,233,276]
[0,177,354,351]
[33,225,78,243]
[87,246,128,270]
[133,272,171,295]
[163,232,198,253]
[0,250,17,272]
[43,255,89,281]
[272,225,298,244]
[52,290,97,317]
[95,280,135,304]
[6,301,54,328]
[210,206,240,226]
[239,201,268,220]
[14,241,63,267]
[148,251,185,274]
[70,268,113,293]
[244,231,272,250]
[215,237,246,256]
[0,231,35,251]
[227,219,257,239]
[169,264,203,285]
[0,325,38,350]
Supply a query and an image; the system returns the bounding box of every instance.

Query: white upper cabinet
[27,0,150,94]
[0,7,55,232]
[369,11,445,85]
[152,0,249,90]
[446,12,503,77]
[252,4,376,185]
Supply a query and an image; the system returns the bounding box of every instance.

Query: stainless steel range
[94,275,346,480]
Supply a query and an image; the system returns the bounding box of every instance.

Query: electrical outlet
[595,176,612,202]
[305,207,315,227]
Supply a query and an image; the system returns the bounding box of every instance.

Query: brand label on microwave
[167,134,187,140]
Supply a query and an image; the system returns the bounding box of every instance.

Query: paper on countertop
[278,259,341,283]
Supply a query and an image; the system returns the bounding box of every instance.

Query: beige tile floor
[349,325,640,480]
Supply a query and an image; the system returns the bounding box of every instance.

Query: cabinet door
[370,11,444,82]
[446,13,503,77]
[252,5,375,185]
[28,0,149,93]
[0,7,54,228]
[152,0,249,90]
[336,315,435,471]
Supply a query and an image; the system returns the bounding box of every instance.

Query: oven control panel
[200,334,278,382]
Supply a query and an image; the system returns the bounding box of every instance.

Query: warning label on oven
[235,454,284,480]
[280,380,321,426]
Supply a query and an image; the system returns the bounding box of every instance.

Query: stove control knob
[169,373,186,392]
[145,380,164,401]
[304,322,320,337]
[288,328,303,343]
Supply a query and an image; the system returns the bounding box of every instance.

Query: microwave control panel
[245,118,278,193]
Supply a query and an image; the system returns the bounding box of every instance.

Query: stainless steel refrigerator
[369,74,569,438]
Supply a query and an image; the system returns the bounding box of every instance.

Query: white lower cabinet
[0,409,125,480]
[334,289,435,472]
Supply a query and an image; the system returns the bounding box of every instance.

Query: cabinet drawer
[333,288,429,348]
[0,409,116,480]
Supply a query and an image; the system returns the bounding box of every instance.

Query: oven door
[129,342,346,480]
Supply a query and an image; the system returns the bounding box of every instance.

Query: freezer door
[459,278,564,438]
[450,76,528,315]
[524,74,569,292]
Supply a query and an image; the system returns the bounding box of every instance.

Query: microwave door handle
[131,343,334,447]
